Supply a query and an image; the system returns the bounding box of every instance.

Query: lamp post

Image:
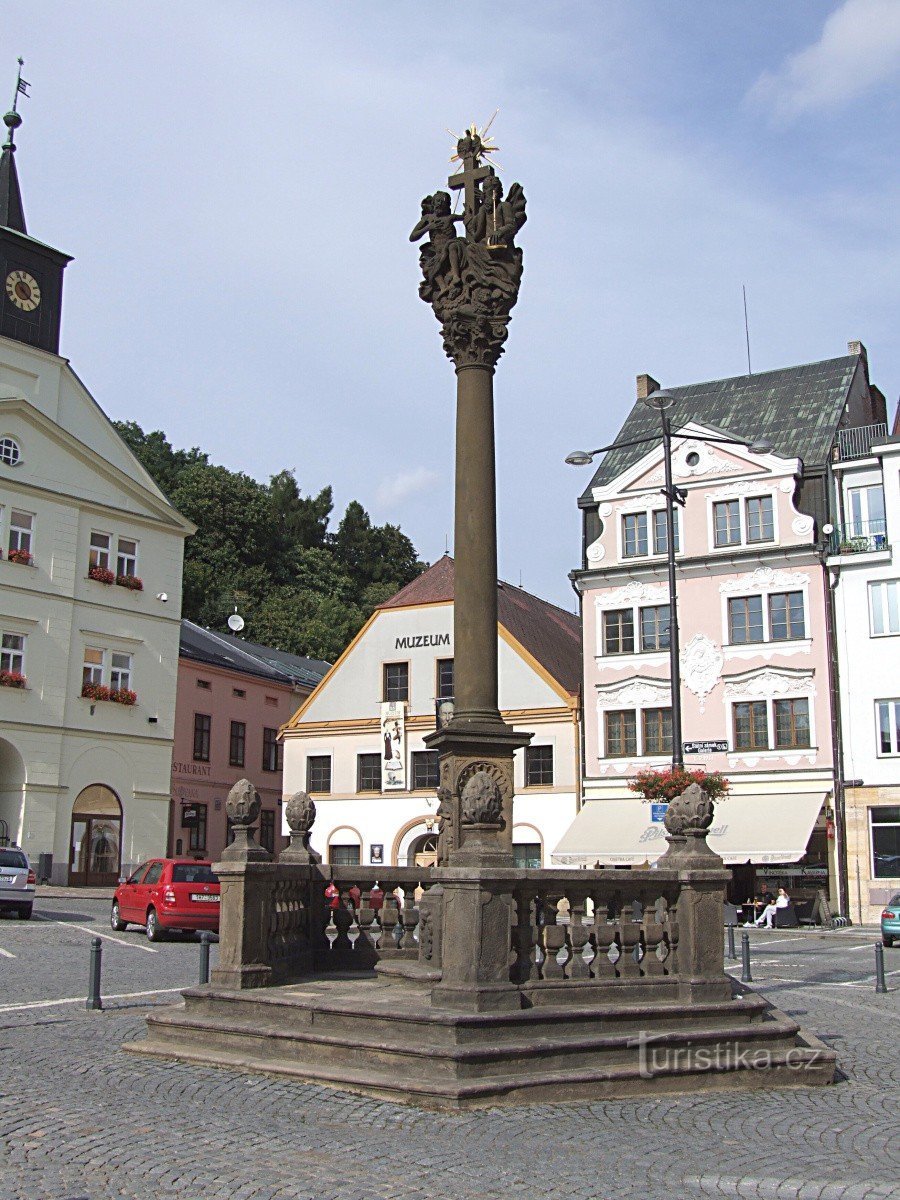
[567,394,772,771]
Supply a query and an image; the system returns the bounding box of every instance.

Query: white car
[0,848,35,919]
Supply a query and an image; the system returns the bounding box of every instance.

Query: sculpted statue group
[411,129,527,368]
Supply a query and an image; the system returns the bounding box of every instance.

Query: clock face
[5,270,41,313]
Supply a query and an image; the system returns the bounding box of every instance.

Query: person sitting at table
[744,897,762,927]
[755,894,782,929]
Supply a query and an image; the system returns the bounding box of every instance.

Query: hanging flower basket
[115,574,143,591]
[81,682,137,706]
[88,565,116,585]
[7,548,32,566]
[628,766,730,802]
[0,670,26,689]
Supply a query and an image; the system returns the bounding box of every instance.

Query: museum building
[280,556,582,869]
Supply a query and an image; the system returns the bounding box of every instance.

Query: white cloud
[747,0,900,120]
[375,467,440,510]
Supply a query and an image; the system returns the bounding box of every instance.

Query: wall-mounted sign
[650,803,668,824]
[370,844,384,865]
[381,701,406,791]
[682,740,729,755]
[181,805,199,828]
[394,633,450,650]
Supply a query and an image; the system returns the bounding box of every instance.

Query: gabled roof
[179,620,330,690]
[581,355,860,500]
[379,555,581,697]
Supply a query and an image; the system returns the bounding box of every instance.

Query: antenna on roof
[742,285,752,377]
[518,569,523,587]
[444,532,449,554]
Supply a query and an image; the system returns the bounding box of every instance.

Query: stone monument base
[125,973,835,1109]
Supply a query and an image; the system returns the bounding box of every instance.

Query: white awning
[551,793,826,867]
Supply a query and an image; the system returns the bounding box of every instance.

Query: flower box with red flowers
[0,670,26,689]
[116,574,143,591]
[628,766,730,802]
[81,682,137,706]
[88,565,116,585]
[7,549,32,566]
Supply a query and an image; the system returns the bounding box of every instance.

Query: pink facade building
[558,346,889,914]
[169,621,328,862]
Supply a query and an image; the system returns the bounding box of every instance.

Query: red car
[111,858,220,941]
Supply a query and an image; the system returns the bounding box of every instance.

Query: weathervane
[4,57,30,150]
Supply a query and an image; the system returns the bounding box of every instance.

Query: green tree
[113,421,208,497]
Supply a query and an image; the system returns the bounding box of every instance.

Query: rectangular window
[383,661,409,702]
[713,500,741,548]
[110,652,132,691]
[193,713,211,762]
[513,843,542,869]
[196,679,211,690]
[774,697,811,749]
[603,608,635,655]
[733,701,769,751]
[0,632,25,675]
[728,595,764,644]
[870,581,900,635]
[89,531,111,570]
[652,508,680,555]
[641,708,672,756]
[848,485,887,537]
[116,537,138,577]
[229,720,246,767]
[769,591,805,641]
[639,604,670,652]
[525,744,554,786]
[412,750,439,790]
[83,647,104,687]
[262,727,281,772]
[307,755,331,793]
[8,510,33,555]
[259,810,275,855]
[745,496,774,543]
[605,709,637,758]
[876,701,900,756]
[232,688,245,698]
[871,806,900,879]
[189,803,208,852]
[357,752,381,792]
[436,658,454,700]
[622,512,648,558]
[329,843,360,866]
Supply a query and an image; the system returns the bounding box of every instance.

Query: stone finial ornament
[660,782,722,864]
[460,770,504,826]
[220,778,270,862]
[281,790,321,864]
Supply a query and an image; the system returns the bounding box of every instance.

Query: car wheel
[145,908,164,942]
[883,935,895,948]
[110,901,127,932]
[18,904,32,920]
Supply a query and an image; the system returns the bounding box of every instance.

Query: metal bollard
[86,937,102,1010]
[727,923,737,961]
[740,931,753,983]
[199,931,212,985]
[875,942,888,994]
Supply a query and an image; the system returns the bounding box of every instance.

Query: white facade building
[281,556,581,869]
[0,108,193,883]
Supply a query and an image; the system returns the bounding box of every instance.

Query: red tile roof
[379,556,581,697]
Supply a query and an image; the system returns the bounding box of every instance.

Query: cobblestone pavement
[1,900,899,1200]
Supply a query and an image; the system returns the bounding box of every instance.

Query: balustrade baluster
[379,894,401,957]
[568,895,592,979]
[618,914,641,977]
[510,888,538,983]
[400,892,419,952]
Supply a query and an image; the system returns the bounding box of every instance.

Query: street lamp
[567,392,772,770]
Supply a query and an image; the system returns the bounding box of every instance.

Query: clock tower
[0,81,71,354]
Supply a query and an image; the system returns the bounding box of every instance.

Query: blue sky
[10,1,899,608]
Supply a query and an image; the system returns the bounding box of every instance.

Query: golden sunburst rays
[447,110,503,171]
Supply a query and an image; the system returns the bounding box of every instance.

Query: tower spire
[0,57,29,232]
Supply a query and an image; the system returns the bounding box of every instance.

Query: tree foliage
[116,421,426,661]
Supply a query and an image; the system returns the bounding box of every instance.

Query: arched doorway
[406,832,438,869]
[69,785,122,886]
[0,737,26,846]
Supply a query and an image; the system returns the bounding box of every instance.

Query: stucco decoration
[598,502,613,518]
[779,478,795,493]
[594,580,669,611]
[719,566,809,594]
[791,515,815,537]
[596,677,671,708]
[706,479,765,500]
[586,537,606,563]
[722,667,815,701]
[679,634,724,712]
[618,492,663,514]
[644,442,747,486]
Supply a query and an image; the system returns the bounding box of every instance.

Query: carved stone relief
[718,566,809,594]
[679,634,724,712]
[594,580,669,610]
[722,667,815,701]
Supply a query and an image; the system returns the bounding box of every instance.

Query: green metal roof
[581,355,860,501]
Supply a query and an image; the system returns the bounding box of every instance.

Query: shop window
[871,807,900,879]
[525,745,554,786]
[189,804,208,853]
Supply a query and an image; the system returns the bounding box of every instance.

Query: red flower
[628,766,730,801]
[0,670,26,688]
[81,681,137,705]
[88,565,115,585]
[115,574,143,591]
[8,548,32,566]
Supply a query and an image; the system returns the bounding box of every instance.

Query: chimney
[848,340,868,364]
[636,373,660,401]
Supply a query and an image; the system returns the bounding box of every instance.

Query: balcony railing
[834,423,888,461]
[828,520,890,555]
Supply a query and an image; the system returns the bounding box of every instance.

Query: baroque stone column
[412,126,532,1009]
